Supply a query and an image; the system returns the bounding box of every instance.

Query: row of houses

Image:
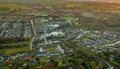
[0,22,32,37]
[36,44,64,57]
[76,30,120,53]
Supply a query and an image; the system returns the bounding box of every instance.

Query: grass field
[2,40,30,55]
[0,4,20,14]
[0,3,30,14]
[0,49,4,55]
[63,16,72,21]
[64,3,120,10]
[0,10,7,14]
[4,46,28,55]
[0,4,20,10]
[47,47,56,52]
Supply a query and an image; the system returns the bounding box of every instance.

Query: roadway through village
[29,19,37,50]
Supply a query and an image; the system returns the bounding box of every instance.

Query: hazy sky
[70,0,119,1]
[68,0,120,4]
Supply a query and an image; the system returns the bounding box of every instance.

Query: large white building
[49,31,65,37]
[47,24,59,28]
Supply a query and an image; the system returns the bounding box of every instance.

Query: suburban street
[29,19,37,50]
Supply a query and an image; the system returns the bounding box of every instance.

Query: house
[68,66,73,69]
[49,31,65,37]
[61,49,64,54]
[56,45,62,51]
[56,45,64,54]
[108,66,114,69]
[13,23,22,29]
[49,52,59,56]
[47,24,59,28]
[29,59,37,66]
[36,52,47,57]
[109,57,114,62]
[0,56,3,63]
[42,31,65,38]
[39,47,43,52]
[51,38,59,43]
[24,26,32,37]
[1,22,9,28]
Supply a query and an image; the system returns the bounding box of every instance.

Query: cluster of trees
[0,37,30,52]
[0,7,10,11]
[0,42,28,49]
[60,41,103,69]
[65,47,101,69]
[99,50,120,68]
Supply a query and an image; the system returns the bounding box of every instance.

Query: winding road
[29,19,37,50]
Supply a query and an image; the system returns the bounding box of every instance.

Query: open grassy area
[57,60,63,67]
[0,40,30,48]
[47,47,56,52]
[11,11,26,15]
[0,66,9,69]
[64,3,120,10]
[0,10,7,14]
[63,16,72,21]
[0,49,4,55]
[4,46,28,55]
[0,4,29,10]
[39,22,45,26]
[0,3,30,14]
[0,4,20,11]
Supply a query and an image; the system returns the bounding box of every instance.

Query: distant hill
[0,0,120,4]
[0,0,67,3]
[0,0,67,4]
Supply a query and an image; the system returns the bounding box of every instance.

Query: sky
[67,0,120,4]
[69,0,120,2]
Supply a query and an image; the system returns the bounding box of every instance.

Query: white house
[39,47,43,52]
[49,31,65,37]
[47,24,59,28]
[56,45,64,54]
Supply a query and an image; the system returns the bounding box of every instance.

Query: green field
[1,40,30,55]
[0,3,30,14]
[0,4,20,14]
[64,3,120,10]
[0,10,7,14]
[0,49,4,55]
[0,4,20,10]
[47,47,56,52]
[4,46,28,55]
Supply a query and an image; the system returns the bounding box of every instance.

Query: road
[29,19,37,50]
[31,19,37,36]
[105,40,120,47]
[100,58,113,69]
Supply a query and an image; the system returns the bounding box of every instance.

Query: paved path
[29,19,37,50]
[105,41,120,47]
